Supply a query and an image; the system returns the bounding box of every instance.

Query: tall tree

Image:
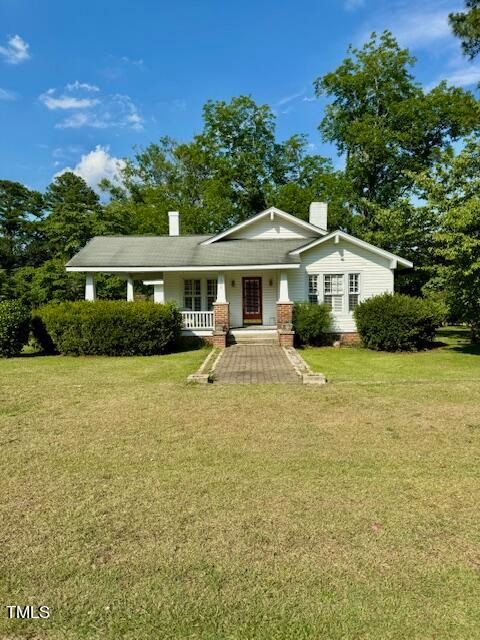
[314,31,479,226]
[103,96,351,234]
[416,140,480,342]
[0,180,44,272]
[450,1,480,59]
[43,172,101,258]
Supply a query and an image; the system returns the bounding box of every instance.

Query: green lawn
[301,327,480,383]
[1,329,479,639]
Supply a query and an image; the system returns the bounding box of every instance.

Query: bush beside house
[354,293,445,352]
[0,300,31,357]
[293,302,332,346]
[33,300,182,356]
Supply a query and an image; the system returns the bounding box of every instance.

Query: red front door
[242,277,262,324]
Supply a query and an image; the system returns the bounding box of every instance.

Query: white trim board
[66,263,301,273]
[200,207,326,245]
[289,230,413,268]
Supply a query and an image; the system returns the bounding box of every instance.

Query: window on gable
[308,274,319,303]
[348,273,360,311]
[324,274,344,313]
[184,279,201,311]
[207,279,217,311]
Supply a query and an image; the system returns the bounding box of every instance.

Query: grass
[0,329,479,639]
[300,327,480,383]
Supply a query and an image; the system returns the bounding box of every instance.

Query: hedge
[293,302,332,346]
[0,300,31,357]
[354,293,446,351]
[32,300,182,356]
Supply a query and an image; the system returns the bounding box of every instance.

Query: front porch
[82,268,296,347]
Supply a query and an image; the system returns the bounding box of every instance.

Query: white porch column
[216,272,227,303]
[278,271,290,303]
[85,273,96,301]
[143,279,165,303]
[153,282,164,304]
[126,276,134,302]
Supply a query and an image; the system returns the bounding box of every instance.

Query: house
[65,203,413,347]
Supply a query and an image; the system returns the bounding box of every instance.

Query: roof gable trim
[290,231,413,268]
[201,207,326,245]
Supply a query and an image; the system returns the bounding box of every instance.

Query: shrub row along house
[66,203,413,347]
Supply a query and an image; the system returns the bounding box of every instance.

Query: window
[348,273,360,311]
[324,274,344,312]
[207,279,217,310]
[308,274,319,303]
[184,279,201,311]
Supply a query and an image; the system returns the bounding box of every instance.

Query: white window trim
[306,271,363,314]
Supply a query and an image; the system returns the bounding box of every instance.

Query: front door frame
[242,276,263,325]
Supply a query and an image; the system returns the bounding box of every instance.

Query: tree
[416,140,480,342]
[450,1,480,59]
[43,172,101,258]
[0,180,44,273]
[103,96,350,234]
[314,31,479,222]
[314,31,479,294]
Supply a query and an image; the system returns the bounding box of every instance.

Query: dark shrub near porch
[293,302,332,346]
[354,293,446,352]
[0,300,31,357]
[33,301,182,356]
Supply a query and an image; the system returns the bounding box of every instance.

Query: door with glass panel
[242,277,262,324]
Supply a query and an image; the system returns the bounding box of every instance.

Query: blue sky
[0,0,478,192]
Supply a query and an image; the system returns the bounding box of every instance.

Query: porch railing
[181,311,214,330]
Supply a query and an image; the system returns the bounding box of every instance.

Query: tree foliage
[103,96,351,234]
[315,31,479,222]
[415,140,480,342]
[450,0,480,59]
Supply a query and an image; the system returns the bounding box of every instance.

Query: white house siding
[290,238,394,332]
[163,270,278,328]
[228,215,316,240]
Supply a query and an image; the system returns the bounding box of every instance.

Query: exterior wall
[163,235,396,335]
[228,215,317,240]
[290,238,394,332]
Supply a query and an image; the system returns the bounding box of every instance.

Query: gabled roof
[200,207,326,245]
[65,235,303,271]
[289,230,413,268]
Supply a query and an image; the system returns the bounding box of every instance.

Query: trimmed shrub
[354,293,446,352]
[0,300,31,357]
[33,300,182,356]
[293,302,332,345]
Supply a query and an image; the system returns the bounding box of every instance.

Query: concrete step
[228,330,278,345]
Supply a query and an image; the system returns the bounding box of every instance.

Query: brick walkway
[213,344,301,384]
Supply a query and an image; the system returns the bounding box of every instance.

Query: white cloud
[120,55,144,68]
[56,93,144,131]
[0,87,16,101]
[40,83,144,131]
[40,88,99,110]
[276,90,305,106]
[0,34,30,64]
[429,62,480,89]
[357,1,458,50]
[65,80,100,92]
[56,145,126,191]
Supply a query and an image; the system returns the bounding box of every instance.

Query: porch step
[228,329,278,345]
